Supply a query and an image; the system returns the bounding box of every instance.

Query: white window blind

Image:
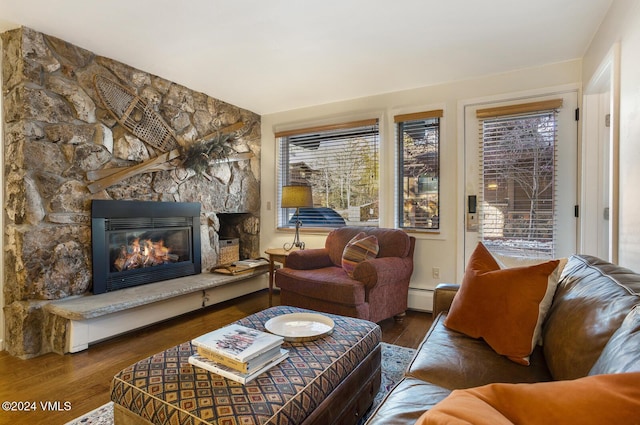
[477,103,560,258]
[276,119,379,228]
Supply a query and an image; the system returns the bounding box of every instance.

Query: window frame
[275,119,380,230]
[395,110,443,232]
[476,99,563,258]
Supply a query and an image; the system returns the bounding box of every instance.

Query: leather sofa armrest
[353,257,413,289]
[285,248,334,270]
[433,283,460,317]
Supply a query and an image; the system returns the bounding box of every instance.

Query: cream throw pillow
[341,232,379,278]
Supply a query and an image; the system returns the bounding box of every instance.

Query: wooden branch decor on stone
[87,149,181,193]
[86,151,254,182]
[86,121,247,193]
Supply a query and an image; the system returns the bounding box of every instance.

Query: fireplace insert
[91,200,202,294]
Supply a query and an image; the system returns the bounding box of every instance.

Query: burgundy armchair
[275,227,416,323]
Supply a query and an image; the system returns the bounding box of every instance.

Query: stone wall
[1,27,261,358]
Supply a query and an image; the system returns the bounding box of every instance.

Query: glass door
[463,91,578,264]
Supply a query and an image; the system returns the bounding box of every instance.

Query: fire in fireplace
[112,231,181,272]
[91,200,202,294]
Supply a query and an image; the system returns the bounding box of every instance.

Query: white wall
[583,0,640,271]
[260,60,581,311]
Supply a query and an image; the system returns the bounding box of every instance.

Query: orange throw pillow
[444,243,559,365]
[415,372,640,425]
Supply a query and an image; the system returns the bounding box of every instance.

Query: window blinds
[478,106,559,258]
[276,119,379,227]
[395,110,442,230]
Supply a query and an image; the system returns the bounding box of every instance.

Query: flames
[114,237,179,271]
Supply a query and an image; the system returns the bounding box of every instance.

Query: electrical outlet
[432,267,440,279]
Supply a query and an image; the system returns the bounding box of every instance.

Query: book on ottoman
[191,323,284,366]
[195,344,284,373]
[188,349,289,384]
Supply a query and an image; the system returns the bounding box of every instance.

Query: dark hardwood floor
[0,290,433,425]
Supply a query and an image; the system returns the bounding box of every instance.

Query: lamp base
[283,241,305,251]
[284,219,305,251]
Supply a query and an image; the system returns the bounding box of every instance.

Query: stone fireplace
[2,27,262,358]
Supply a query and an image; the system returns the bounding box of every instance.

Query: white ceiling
[0,0,612,115]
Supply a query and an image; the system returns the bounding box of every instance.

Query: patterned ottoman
[111,306,382,425]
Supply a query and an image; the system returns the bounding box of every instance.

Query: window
[477,99,562,258]
[396,110,442,231]
[276,119,379,228]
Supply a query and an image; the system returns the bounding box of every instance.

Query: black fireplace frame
[91,200,202,294]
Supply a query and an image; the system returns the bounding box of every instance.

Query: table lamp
[281,185,313,250]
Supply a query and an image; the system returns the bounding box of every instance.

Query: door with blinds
[463,91,578,264]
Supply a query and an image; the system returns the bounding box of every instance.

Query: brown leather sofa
[275,227,415,323]
[365,254,640,424]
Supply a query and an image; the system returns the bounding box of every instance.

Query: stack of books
[188,323,287,384]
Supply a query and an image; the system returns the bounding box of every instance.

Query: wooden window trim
[476,99,563,119]
[394,109,443,123]
[274,119,378,138]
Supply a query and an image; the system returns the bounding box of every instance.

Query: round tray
[265,313,335,342]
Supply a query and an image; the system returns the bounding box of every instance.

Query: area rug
[66,342,416,425]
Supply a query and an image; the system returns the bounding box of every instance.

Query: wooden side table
[264,247,297,306]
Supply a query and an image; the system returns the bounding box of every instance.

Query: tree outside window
[480,111,557,257]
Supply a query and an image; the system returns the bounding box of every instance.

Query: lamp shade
[281,185,313,208]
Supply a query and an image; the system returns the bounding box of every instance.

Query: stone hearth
[1,27,261,358]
